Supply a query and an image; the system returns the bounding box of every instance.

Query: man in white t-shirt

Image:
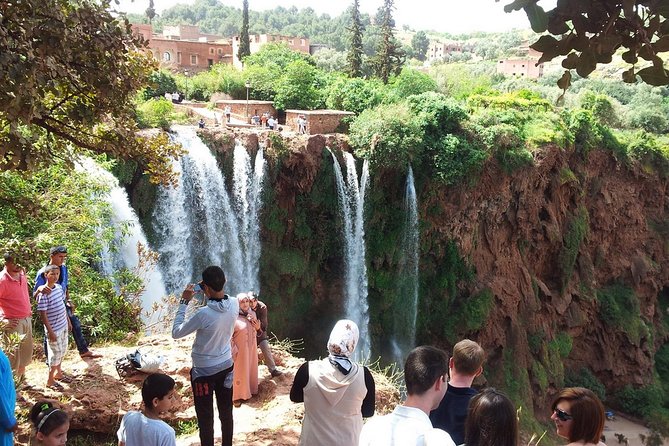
[359,346,456,446]
[118,373,177,446]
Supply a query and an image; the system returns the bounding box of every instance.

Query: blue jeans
[43,306,89,362]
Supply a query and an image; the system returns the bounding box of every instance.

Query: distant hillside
[126,0,532,60]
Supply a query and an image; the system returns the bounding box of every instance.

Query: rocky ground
[13,334,400,445]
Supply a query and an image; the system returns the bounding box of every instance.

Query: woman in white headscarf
[289,319,375,446]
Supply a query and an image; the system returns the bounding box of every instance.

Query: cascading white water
[330,149,371,360]
[232,141,266,293]
[79,159,167,324]
[393,165,420,365]
[153,126,264,296]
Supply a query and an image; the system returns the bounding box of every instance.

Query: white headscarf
[327,319,359,375]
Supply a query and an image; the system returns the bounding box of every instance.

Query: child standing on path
[36,265,70,390]
[118,373,177,446]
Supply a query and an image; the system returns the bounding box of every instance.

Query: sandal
[56,375,73,383]
[47,382,64,391]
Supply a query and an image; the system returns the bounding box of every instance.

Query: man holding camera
[172,266,238,446]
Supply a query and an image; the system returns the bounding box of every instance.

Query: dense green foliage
[559,206,589,291]
[0,0,181,186]
[565,367,606,401]
[0,162,143,343]
[598,284,649,345]
[347,0,364,78]
[142,70,178,100]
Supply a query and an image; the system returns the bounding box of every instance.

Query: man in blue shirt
[33,246,100,360]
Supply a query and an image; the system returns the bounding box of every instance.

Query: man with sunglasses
[172,266,238,446]
[248,292,282,378]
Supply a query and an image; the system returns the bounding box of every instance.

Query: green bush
[273,59,326,110]
[406,92,468,138]
[385,67,438,103]
[564,367,606,401]
[324,75,386,115]
[597,283,648,345]
[568,109,604,156]
[625,131,669,178]
[349,102,424,169]
[136,98,175,130]
[559,206,589,291]
[467,89,551,111]
[615,383,665,418]
[462,289,494,331]
[579,90,620,128]
[142,70,178,100]
[550,332,573,358]
[433,134,488,186]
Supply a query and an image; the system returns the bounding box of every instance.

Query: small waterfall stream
[330,150,371,360]
[153,126,265,295]
[392,165,420,365]
[80,160,167,325]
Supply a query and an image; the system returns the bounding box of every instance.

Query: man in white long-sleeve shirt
[359,346,456,446]
[172,266,238,446]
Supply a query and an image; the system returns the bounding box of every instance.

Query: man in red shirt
[0,252,33,378]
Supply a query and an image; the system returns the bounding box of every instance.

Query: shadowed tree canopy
[0,0,182,185]
[502,0,669,89]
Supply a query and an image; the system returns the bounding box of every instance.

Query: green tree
[273,59,325,110]
[238,0,251,63]
[372,0,405,83]
[142,70,178,100]
[146,0,156,23]
[386,68,438,103]
[505,0,669,87]
[347,0,365,77]
[0,0,181,186]
[411,31,429,61]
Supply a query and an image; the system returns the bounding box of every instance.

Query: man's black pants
[191,366,234,446]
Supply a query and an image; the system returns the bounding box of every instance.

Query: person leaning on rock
[248,291,282,377]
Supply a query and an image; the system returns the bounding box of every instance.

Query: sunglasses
[554,408,573,421]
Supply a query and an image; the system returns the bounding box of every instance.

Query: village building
[496,42,545,79]
[426,40,472,62]
[131,24,234,73]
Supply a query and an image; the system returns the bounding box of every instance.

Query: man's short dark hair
[404,346,449,396]
[142,373,175,410]
[49,246,67,255]
[3,252,15,264]
[202,265,226,292]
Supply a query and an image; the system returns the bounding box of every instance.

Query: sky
[113,0,556,34]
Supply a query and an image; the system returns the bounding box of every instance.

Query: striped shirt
[36,284,67,333]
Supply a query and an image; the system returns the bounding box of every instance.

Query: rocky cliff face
[126,127,668,421]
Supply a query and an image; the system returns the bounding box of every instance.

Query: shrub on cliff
[348,102,423,169]
[324,76,386,115]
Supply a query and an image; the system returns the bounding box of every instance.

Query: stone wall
[215,100,276,123]
[285,110,354,134]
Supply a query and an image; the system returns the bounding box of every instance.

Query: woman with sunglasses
[551,387,606,446]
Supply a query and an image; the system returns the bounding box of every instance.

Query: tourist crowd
[0,255,608,446]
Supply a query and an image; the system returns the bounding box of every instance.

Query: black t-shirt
[429,385,478,445]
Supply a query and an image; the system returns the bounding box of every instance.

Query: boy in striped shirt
[36,265,71,390]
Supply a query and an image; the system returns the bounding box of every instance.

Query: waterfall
[330,150,370,360]
[79,159,167,324]
[393,165,420,366]
[153,126,265,296]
